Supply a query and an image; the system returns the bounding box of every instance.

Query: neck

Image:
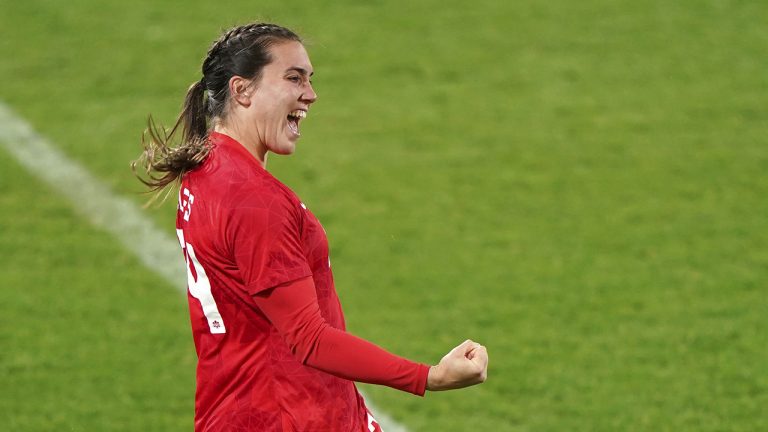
[213,121,268,168]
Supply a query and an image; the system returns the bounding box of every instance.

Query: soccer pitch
[2,0,767,430]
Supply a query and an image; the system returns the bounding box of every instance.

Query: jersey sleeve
[227,192,312,295]
[253,277,431,396]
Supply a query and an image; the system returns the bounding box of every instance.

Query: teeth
[288,110,307,119]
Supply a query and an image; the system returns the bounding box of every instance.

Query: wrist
[426,365,442,391]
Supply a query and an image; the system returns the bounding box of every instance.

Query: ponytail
[132,80,212,204]
[180,79,209,144]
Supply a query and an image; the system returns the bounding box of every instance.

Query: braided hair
[133,23,302,198]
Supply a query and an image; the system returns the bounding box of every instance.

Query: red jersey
[175,132,427,431]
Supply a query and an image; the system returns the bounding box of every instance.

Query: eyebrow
[285,67,314,77]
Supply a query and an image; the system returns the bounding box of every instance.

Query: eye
[287,75,301,83]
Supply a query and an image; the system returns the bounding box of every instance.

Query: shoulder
[191,145,299,211]
[228,163,301,213]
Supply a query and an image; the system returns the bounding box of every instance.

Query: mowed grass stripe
[0,101,408,432]
[0,124,194,430]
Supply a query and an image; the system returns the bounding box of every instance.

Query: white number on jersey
[179,187,195,222]
[176,228,226,334]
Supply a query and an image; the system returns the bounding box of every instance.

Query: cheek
[251,90,283,120]
[252,107,285,138]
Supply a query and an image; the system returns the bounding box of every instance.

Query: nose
[301,82,318,104]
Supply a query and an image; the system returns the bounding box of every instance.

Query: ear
[229,76,252,107]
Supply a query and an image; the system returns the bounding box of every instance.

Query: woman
[134,23,488,432]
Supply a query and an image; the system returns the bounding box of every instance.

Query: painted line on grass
[0,103,186,287]
[0,101,408,432]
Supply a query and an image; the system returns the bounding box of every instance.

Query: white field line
[0,103,186,287]
[0,101,408,432]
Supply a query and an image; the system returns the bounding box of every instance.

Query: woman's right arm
[252,276,488,394]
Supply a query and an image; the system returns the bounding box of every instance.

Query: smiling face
[242,41,317,156]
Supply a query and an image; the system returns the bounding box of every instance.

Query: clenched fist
[427,340,489,391]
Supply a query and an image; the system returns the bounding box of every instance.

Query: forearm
[253,277,429,395]
[303,320,429,395]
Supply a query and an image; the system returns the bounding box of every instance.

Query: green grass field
[2,0,767,430]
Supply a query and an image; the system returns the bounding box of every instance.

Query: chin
[270,143,297,155]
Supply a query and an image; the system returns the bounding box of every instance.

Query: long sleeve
[252,276,430,396]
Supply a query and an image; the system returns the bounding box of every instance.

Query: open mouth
[287,109,307,136]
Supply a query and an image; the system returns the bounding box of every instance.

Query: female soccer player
[134,23,488,431]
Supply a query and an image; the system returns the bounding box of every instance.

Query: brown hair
[132,23,302,200]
